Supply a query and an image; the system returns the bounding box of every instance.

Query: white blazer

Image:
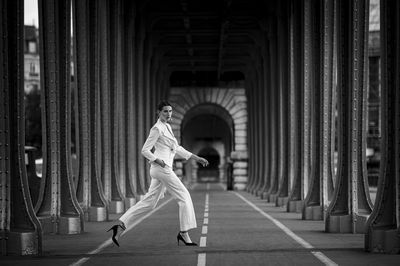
[141,119,192,168]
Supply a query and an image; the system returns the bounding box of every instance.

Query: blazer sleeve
[141,126,160,162]
[176,145,192,160]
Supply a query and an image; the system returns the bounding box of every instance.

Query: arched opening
[180,103,233,185]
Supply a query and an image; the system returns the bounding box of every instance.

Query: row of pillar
[0,0,169,255]
[246,0,400,253]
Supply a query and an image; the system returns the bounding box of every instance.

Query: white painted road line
[197,192,210,266]
[199,236,207,247]
[233,192,338,266]
[202,225,208,234]
[197,253,206,266]
[69,198,174,266]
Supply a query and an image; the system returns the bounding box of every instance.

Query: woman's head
[157,100,173,122]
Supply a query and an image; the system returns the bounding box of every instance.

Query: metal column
[275,1,290,207]
[0,0,42,255]
[108,0,125,213]
[365,0,400,253]
[73,0,108,222]
[287,0,304,213]
[262,18,279,201]
[325,0,372,233]
[35,0,84,234]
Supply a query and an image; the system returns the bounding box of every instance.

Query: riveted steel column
[73,0,108,221]
[287,0,304,213]
[0,0,42,255]
[245,74,256,192]
[255,64,264,194]
[301,0,313,209]
[35,0,84,234]
[365,0,400,253]
[108,0,125,213]
[275,1,290,207]
[326,0,372,233]
[123,2,137,208]
[302,0,324,220]
[257,56,266,196]
[303,0,335,220]
[255,42,270,197]
[264,19,280,202]
[256,35,271,197]
[250,59,263,195]
[136,16,147,195]
[261,20,278,200]
[143,36,153,189]
[127,5,140,198]
[98,0,112,203]
[245,79,255,192]
[321,0,335,212]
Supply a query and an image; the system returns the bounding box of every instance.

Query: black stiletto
[177,232,197,246]
[107,224,126,247]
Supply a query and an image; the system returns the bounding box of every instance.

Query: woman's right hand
[155,158,166,168]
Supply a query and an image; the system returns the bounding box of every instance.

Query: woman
[107,100,209,247]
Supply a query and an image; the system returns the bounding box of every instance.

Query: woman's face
[159,105,172,122]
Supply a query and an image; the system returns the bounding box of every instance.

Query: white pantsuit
[119,119,197,231]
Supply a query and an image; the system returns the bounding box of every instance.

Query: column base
[276,196,289,207]
[109,200,125,214]
[287,200,303,213]
[366,228,400,254]
[88,206,108,222]
[38,216,83,234]
[326,214,368,233]
[5,231,41,255]
[59,216,82,234]
[268,194,278,203]
[255,189,264,197]
[124,197,137,209]
[302,205,323,220]
[261,191,269,200]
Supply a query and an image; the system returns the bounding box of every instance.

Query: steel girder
[35,0,84,234]
[365,0,400,253]
[287,0,304,213]
[0,0,42,255]
[73,0,108,221]
[325,0,372,233]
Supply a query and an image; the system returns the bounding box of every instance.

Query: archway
[169,87,248,190]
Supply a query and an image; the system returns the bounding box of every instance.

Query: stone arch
[168,87,248,190]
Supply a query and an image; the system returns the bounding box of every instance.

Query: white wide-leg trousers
[119,164,197,231]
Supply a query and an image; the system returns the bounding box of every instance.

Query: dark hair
[157,100,172,111]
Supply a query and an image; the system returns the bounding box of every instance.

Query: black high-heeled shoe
[107,224,126,247]
[177,232,197,246]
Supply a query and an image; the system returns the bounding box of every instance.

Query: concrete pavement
[1,183,399,266]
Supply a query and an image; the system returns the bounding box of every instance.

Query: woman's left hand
[198,157,209,167]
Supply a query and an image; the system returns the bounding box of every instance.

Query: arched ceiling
[140,0,277,85]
